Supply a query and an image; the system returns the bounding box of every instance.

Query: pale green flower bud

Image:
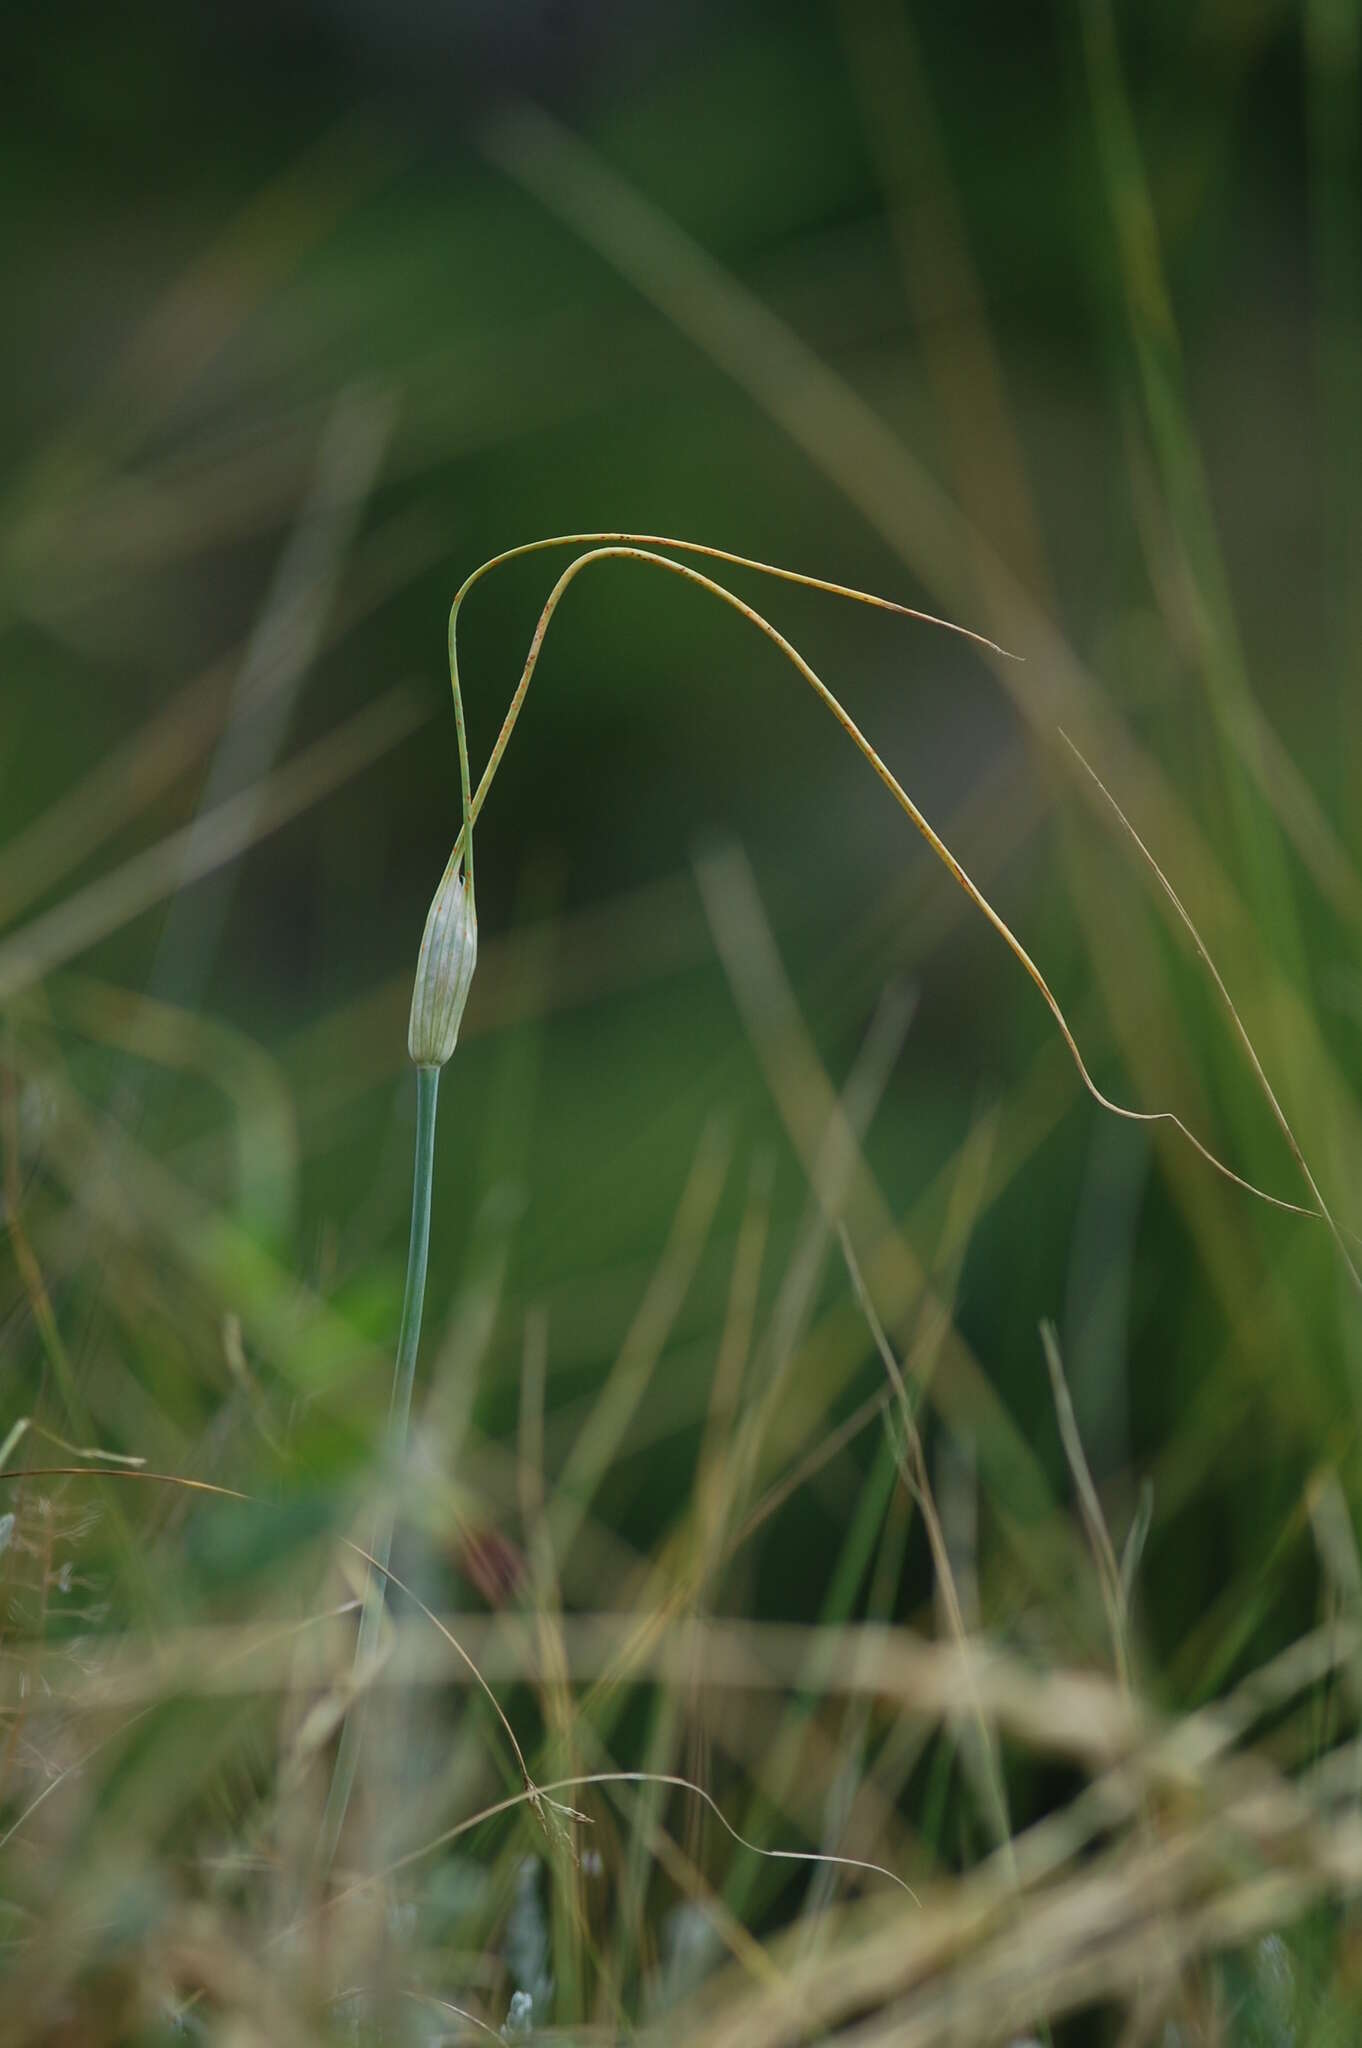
[407,861,477,1069]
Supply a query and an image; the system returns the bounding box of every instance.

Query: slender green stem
[318,1061,441,1872]
[383,1062,441,1482]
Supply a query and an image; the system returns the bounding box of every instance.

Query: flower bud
[408,861,477,1069]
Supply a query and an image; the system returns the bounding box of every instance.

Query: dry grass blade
[839,1226,1016,1870]
[0,1418,145,1468]
[353,1768,918,1911]
[694,837,1066,1559]
[145,382,394,1017]
[551,1117,730,1560]
[1039,1320,1130,1691]
[1062,729,1361,1290]
[717,978,917,1547]
[0,1600,1149,1766]
[0,500,444,936]
[48,970,299,1243]
[0,661,233,931]
[665,1743,1362,2048]
[471,112,1362,1244]
[0,686,431,1005]
[478,105,988,627]
[449,528,1017,664]
[407,1991,506,2041]
[0,1464,552,1835]
[839,0,1052,605]
[446,538,1321,1246]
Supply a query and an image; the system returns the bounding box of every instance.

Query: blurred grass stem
[318,1061,440,1872]
[317,597,475,1875]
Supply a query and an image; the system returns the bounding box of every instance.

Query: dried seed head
[408,860,477,1069]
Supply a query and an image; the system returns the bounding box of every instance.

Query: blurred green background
[3,0,1362,2035]
[6,0,1362,1662]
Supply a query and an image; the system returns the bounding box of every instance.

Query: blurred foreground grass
[3,3,1362,2040]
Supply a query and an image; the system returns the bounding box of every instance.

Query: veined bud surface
[408,861,477,1068]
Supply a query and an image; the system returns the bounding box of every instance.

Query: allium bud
[407,861,477,1069]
